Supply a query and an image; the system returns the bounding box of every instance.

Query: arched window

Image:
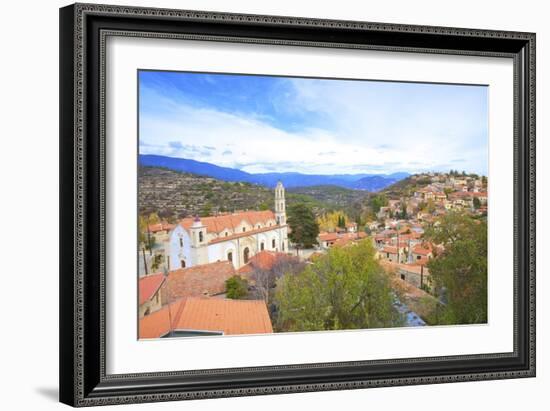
[272,239,276,249]
[199,231,203,243]
[227,251,233,262]
[181,259,186,268]
[243,247,250,264]
[260,242,265,251]
[179,238,183,247]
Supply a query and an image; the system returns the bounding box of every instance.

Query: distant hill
[139,154,408,191]
[139,166,334,219]
[287,185,369,209]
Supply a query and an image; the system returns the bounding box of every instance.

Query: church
[168,181,289,270]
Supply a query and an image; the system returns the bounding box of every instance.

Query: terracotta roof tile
[179,210,276,235]
[139,297,273,338]
[237,250,291,275]
[176,298,273,335]
[162,260,236,302]
[139,273,165,306]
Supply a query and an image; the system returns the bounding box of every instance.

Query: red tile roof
[318,232,339,242]
[177,298,273,335]
[139,298,186,339]
[139,273,165,306]
[209,224,282,245]
[147,222,175,233]
[162,261,236,302]
[139,297,273,338]
[412,243,433,256]
[237,251,292,276]
[179,211,276,235]
[382,245,399,254]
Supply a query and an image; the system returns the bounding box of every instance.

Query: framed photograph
[59,3,536,407]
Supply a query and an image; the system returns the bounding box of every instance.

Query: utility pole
[142,246,148,275]
[163,265,172,337]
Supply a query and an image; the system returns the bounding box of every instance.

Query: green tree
[370,194,388,213]
[425,212,487,325]
[200,203,213,217]
[337,215,346,229]
[400,203,408,219]
[225,276,249,299]
[287,203,320,249]
[274,240,402,332]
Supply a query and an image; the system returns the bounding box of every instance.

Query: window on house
[227,251,233,262]
[260,242,264,251]
[225,232,228,237]
[181,260,186,268]
[242,227,246,232]
[199,231,203,242]
[179,238,183,247]
[400,274,406,281]
[272,239,276,249]
[417,255,421,260]
[282,242,285,251]
[243,247,250,264]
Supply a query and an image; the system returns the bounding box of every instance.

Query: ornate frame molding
[60,3,535,407]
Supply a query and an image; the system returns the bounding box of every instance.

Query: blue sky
[139,70,488,175]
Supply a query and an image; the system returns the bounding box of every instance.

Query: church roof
[179,210,276,234]
[209,224,283,245]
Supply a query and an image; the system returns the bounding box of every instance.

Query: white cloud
[139,79,488,175]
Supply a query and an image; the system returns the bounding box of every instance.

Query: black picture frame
[59,3,536,407]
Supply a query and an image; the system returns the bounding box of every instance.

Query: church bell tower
[274,181,286,226]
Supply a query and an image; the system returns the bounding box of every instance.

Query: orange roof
[176,298,273,335]
[412,243,433,256]
[179,210,276,235]
[139,273,165,306]
[237,250,292,275]
[318,232,339,242]
[209,224,282,245]
[162,260,235,302]
[139,298,186,339]
[382,245,399,254]
[148,221,175,233]
[139,297,273,339]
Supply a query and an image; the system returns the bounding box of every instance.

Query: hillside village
[138,170,488,338]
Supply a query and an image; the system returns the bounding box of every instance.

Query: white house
[168,182,289,270]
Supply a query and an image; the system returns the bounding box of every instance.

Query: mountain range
[139,154,409,191]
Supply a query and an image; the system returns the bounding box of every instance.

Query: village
[138,171,488,339]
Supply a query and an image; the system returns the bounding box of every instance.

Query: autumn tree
[274,240,402,332]
[425,212,487,324]
[287,203,319,249]
[317,210,350,232]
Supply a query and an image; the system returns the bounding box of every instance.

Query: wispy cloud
[139,71,488,175]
